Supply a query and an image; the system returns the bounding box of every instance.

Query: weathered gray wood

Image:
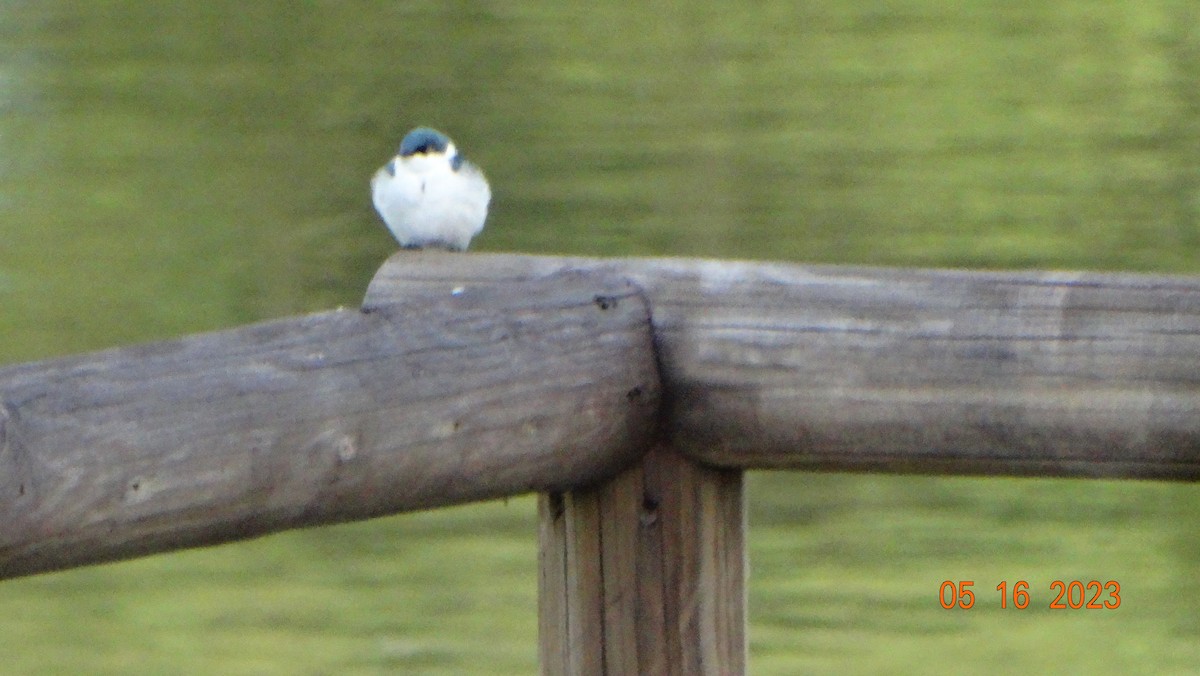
[537,444,746,676]
[367,252,1200,480]
[0,271,660,579]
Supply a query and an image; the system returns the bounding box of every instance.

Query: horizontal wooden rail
[368,252,1200,480]
[0,271,660,579]
[5,251,1200,582]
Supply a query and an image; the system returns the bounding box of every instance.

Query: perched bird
[371,126,491,251]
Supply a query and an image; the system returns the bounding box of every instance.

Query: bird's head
[397,126,464,171]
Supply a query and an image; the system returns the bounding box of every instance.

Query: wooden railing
[4,252,1199,674]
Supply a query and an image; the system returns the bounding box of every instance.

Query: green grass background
[5,476,1198,674]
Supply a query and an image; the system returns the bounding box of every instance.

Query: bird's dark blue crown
[399,127,451,157]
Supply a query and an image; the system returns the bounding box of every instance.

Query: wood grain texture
[0,271,660,579]
[368,252,1200,480]
[537,445,746,676]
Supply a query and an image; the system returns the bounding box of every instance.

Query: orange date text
[939,580,1120,609]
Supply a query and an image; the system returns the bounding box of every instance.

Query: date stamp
[939,580,1120,610]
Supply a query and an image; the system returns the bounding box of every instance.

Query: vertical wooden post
[538,444,746,675]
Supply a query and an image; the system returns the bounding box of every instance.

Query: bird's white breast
[371,152,490,251]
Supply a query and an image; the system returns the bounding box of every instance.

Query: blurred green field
[4,475,1197,674]
[2,2,1200,673]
